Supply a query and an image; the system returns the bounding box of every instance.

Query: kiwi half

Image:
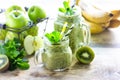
[76,46,95,64]
[0,54,9,72]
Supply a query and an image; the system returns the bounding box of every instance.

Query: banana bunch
[77,0,120,34]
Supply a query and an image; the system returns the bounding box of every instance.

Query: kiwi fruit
[0,54,9,72]
[76,46,95,64]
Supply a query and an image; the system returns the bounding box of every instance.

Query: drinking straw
[60,22,68,39]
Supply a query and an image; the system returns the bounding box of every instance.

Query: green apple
[0,30,7,40]
[27,25,39,36]
[5,31,28,42]
[24,35,43,55]
[5,5,24,14]
[28,5,46,23]
[6,10,28,28]
[5,31,18,41]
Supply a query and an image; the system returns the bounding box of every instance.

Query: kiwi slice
[76,46,95,64]
[0,54,9,72]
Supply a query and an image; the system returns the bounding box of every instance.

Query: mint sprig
[45,31,61,44]
[59,1,75,15]
[0,38,30,71]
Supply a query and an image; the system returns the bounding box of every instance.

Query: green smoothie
[54,12,90,54]
[42,38,72,71]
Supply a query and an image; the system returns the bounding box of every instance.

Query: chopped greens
[0,38,30,71]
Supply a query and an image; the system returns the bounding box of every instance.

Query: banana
[76,0,80,5]
[108,19,120,28]
[84,19,110,34]
[111,10,120,19]
[79,1,113,24]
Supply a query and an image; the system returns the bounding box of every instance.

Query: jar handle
[34,48,43,65]
[83,23,91,46]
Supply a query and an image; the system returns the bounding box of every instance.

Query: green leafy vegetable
[63,1,69,9]
[16,58,29,70]
[45,31,61,44]
[59,1,75,15]
[59,8,66,13]
[0,38,30,71]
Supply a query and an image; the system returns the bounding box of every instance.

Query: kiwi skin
[75,46,95,64]
[0,54,9,72]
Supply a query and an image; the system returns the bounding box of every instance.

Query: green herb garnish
[45,31,61,44]
[59,0,75,15]
[0,38,30,71]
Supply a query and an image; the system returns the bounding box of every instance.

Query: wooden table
[0,0,120,80]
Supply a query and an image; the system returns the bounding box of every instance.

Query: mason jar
[54,7,90,54]
[35,37,72,71]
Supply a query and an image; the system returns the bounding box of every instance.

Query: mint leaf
[45,31,61,44]
[51,31,61,43]
[6,50,20,59]
[59,8,66,13]
[17,58,30,70]
[59,1,75,15]
[2,38,29,71]
[63,1,69,9]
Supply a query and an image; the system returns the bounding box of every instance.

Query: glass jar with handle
[35,21,73,71]
[35,36,72,71]
[54,6,90,54]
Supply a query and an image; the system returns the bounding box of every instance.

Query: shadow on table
[90,29,120,48]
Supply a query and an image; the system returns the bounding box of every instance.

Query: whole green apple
[6,10,28,28]
[5,5,24,15]
[28,5,46,23]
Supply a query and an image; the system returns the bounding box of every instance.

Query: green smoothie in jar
[54,2,90,54]
[41,31,72,71]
